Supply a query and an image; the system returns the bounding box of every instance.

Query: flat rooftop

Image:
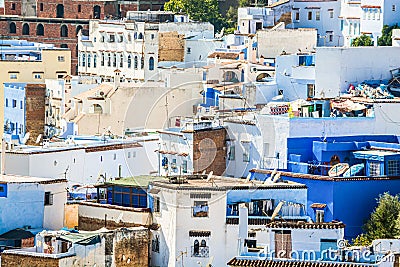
[0,174,67,184]
[151,175,307,190]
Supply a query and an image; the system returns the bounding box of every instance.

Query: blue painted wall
[3,83,26,144]
[284,176,400,239]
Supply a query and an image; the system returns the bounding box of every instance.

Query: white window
[113,153,117,160]
[329,10,334,19]
[58,56,65,62]
[128,152,131,158]
[243,142,250,163]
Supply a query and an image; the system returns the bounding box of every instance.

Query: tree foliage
[351,34,374,47]
[353,193,400,246]
[164,0,226,32]
[378,24,400,46]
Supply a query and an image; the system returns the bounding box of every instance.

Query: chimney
[238,203,248,255]
[259,55,264,65]
[114,69,121,88]
[239,52,245,61]
[248,36,257,63]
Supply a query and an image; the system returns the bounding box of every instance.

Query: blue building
[94,176,165,209]
[3,83,26,144]
[251,134,400,239]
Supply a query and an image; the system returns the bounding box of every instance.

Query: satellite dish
[35,134,42,144]
[271,201,284,221]
[270,168,277,180]
[272,95,284,101]
[206,171,213,182]
[22,132,30,145]
[272,172,281,183]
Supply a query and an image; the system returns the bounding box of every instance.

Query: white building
[340,0,400,46]
[0,175,67,235]
[149,175,339,267]
[287,0,343,47]
[2,136,158,186]
[314,46,400,98]
[45,75,100,137]
[78,11,218,82]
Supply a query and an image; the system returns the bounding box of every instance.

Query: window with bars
[369,161,381,176]
[388,160,400,176]
[44,192,53,206]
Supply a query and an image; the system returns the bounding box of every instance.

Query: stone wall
[158,31,185,62]
[1,254,60,267]
[193,127,227,175]
[25,84,46,145]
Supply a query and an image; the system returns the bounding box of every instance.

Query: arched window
[56,4,64,18]
[36,24,44,36]
[22,23,30,35]
[138,33,143,39]
[9,22,16,34]
[76,25,83,35]
[193,240,199,255]
[60,25,68,37]
[134,56,138,69]
[93,54,97,68]
[120,54,123,68]
[149,57,154,71]
[127,55,132,68]
[93,5,101,19]
[201,240,206,247]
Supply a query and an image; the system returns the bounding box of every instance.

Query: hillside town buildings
[1,1,400,267]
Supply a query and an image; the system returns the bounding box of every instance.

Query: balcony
[191,246,209,258]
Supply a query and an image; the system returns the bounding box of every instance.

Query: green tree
[351,34,374,46]
[353,193,400,245]
[164,0,226,32]
[378,24,400,46]
[239,0,251,7]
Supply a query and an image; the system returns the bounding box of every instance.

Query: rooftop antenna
[206,171,214,182]
[176,249,187,266]
[272,172,281,183]
[35,134,42,144]
[271,201,285,221]
[22,132,30,145]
